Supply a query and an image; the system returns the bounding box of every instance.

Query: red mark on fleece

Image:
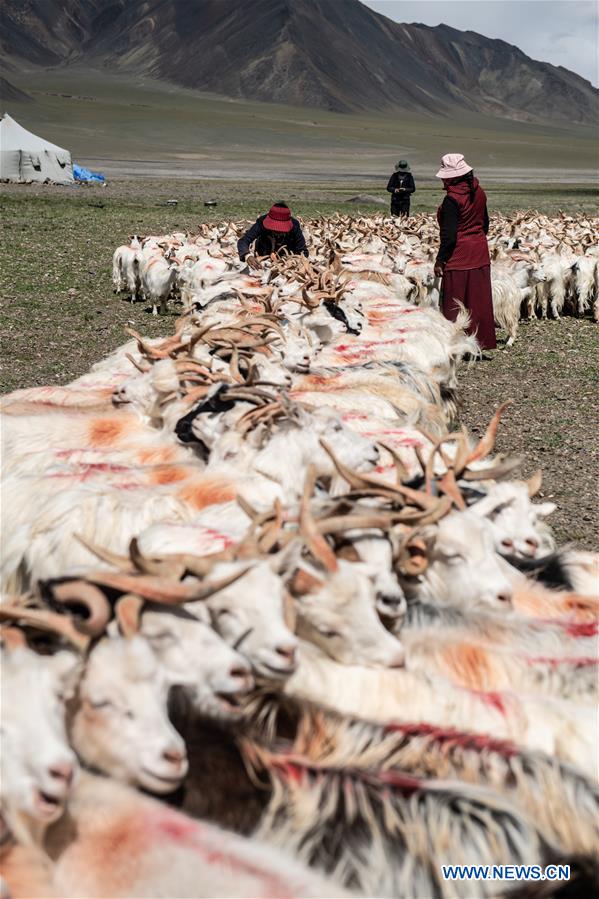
[383,721,520,758]
[474,690,507,716]
[376,770,422,796]
[158,814,200,842]
[526,656,598,668]
[48,462,132,478]
[564,621,598,638]
[94,812,147,863]
[275,761,305,785]
[341,412,370,421]
[203,528,235,549]
[152,809,293,899]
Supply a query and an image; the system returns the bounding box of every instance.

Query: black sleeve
[405,173,416,195]
[386,174,397,193]
[237,220,262,260]
[483,205,489,235]
[290,221,308,257]
[435,196,459,266]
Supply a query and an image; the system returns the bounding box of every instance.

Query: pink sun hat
[435,153,473,179]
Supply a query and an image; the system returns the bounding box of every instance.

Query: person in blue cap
[386,160,415,217]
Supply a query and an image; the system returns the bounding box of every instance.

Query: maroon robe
[436,179,496,350]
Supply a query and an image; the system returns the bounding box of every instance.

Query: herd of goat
[112,211,599,344]
[1,211,598,898]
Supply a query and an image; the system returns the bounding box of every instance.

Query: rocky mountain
[0,76,33,103]
[1,0,597,125]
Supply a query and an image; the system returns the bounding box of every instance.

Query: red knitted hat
[263,204,293,233]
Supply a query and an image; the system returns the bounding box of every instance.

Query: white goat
[0,640,79,845]
[140,254,179,316]
[398,511,515,609]
[70,635,188,794]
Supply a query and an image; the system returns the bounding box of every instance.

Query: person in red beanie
[433,154,496,351]
[237,202,308,263]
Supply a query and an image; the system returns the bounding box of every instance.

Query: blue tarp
[73,163,106,183]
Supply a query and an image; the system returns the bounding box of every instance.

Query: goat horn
[316,512,403,534]
[436,469,466,511]
[129,538,186,579]
[258,499,285,553]
[50,580,112,636]
[75,534,135,572]
[464,400,512,466]
[84,566,249,603]
[299,466,338,573]
[320,439,385,493]
[525,469,543,497]
[189,565,252,600]
[378,441,410,483]
[83,571,195,602]
[0,604,89,650]
[115,594,144,638]
[452,427,472,475]
[125,353,150,374]
[237,494,261,523]
[460,456,523,482]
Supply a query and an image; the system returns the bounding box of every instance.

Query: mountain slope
[1,0,597,125]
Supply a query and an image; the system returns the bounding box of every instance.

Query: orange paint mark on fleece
[88,417,129,448]
[151,466,189,486]
[138,447,175,465]
[514,586,599,622]
[88,812,148,878]
[442,643,499,691]
[178,478,236,510]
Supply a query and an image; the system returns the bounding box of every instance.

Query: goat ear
[288,566,325,596]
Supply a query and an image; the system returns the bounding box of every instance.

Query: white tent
[0,113,73,184]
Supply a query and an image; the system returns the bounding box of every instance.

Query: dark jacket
[237,215,308,260]
[435,177,490,271]
[386,172,416,196]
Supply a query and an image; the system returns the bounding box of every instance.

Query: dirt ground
[459,319,598,547]
[1,181,597,548]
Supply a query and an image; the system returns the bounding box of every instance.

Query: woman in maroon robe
[433,154,496,351]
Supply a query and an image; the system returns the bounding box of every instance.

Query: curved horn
[50,581,112,636]
[0,604,89,650]
[115,594,144,638]
[125,353,151,374]
[525,469,543,497]
[464,400,512,466]
[85,566,250,604]
[129,538,186,579]
[75,534,134,572]
[299,466,338,573]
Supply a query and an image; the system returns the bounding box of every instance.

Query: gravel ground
[1,183,597,548]
[459,319,598,548]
